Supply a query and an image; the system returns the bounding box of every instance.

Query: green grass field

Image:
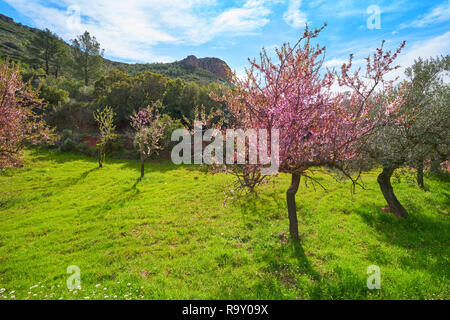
[0,149,448,300]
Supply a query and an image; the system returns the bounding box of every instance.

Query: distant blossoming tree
[131,104,167,179]
[0,60,54,169]
[220,26,407,240]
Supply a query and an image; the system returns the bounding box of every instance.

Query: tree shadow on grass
[235,188,286,224]
[119,158,181,176]
[354,198,449,279]
[83,177,143,215]
[249,236,376,299]
[29,148,179,174]
[233,191,335,299]
[28,149,96,164]
[72,167,100,184]
[37,166,101,194]
[28,149,180,189]
[235,185,448,299]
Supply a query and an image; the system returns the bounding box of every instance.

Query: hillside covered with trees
[0,13,231,163]
[0,14,230,84]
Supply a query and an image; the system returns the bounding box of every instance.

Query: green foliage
[114,61,226,85]
[94,70,226,126]
[366,55,450,171]
[162,79,224,122]
[56,130,92,156]
[163,78,186,119]
[94,70,167,124]
[60,137,77,152]
[52,43,70,78]
[158,114,184,150]
[47,102,96,132]
[403,56,450,166]
[39,84,69,106]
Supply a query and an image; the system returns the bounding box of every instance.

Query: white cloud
[324,58,365,68]
[187,0,274,45]
[283,0,307,28]
[4,0,274,62]
[399,1,450,29]
[326,32,450,89]
[386,31,450,81]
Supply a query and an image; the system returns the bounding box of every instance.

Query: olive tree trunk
[377,167,408,218]
[286,174,301,241]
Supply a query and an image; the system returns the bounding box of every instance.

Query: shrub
[39,85,69,106]
[60,137,77,152]
[47,101,96,132]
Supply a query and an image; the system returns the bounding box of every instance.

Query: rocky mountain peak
[181,55,231,80]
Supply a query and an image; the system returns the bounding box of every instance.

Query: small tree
[130,104,167,178]
[0,60,54,169]
[93,106,116,168]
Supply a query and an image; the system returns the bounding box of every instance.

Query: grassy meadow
[0,149,448,300]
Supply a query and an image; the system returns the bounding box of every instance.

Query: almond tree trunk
[377,167,408,218]
[286,174,301,241]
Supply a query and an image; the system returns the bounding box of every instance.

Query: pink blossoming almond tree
[221,26,407,241]
[0,60,54,169]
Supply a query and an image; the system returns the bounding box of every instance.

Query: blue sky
[0,0,449,77]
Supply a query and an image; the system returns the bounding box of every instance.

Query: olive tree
[365,55,449,218]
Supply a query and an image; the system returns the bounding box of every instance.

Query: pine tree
[71,31,104,86]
